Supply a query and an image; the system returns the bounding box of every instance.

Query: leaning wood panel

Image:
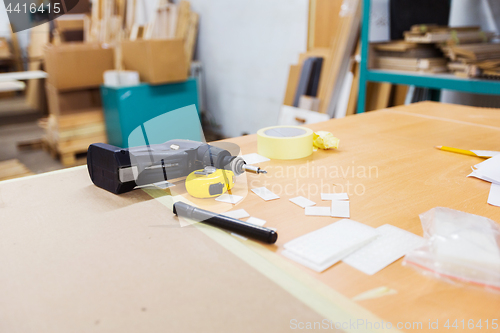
[283,65,301,106]
[308,0,343,50]
[317,0,361,114]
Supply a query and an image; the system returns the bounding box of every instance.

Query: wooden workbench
[1,101,499,332]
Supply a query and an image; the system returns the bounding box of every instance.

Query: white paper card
[488,183,500,207]
[467,169,500,185]
[305,206,331,216]
[283,219,378,272]
[470,150,500,158]
[331,200,350,218]
[321,193,349,200]
[343,224,425,275]
[251,187,280,201]
[290,196,316,208]
[471,154,500,184]
[222,209,250,219]
[215,194,244,204]
[247,217,266,226]
[242,153,270,165]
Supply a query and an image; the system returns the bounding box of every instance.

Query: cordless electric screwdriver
[87,139,266,194]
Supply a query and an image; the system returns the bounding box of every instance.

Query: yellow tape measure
[185,167,235,198]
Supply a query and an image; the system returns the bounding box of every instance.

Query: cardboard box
[44,43,114,91]
[46,83,102,116]
[55,14,85,42]
[121,39,188,84]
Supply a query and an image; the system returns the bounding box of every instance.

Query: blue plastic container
[100,78,200,148]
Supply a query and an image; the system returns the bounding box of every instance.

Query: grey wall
[184,0,309,137]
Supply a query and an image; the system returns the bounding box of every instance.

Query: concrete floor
[0,121,67,174]
[0,96,66,175]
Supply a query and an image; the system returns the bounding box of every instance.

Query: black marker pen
[173,202,278,244]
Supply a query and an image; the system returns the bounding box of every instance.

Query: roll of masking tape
[257,126,313,160]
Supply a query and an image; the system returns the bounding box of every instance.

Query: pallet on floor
[0,159,34,181]
[42,133,104,166]
[40,111,107,166]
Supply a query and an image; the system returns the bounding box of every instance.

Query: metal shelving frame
[357,0,500,114]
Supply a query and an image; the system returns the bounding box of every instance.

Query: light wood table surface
[1,101,499,332]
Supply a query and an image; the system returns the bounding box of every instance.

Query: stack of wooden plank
[371,25,500,79]
[401,24,500,79]
[372,41,447,73]
[445,44,500,78]
[86,0,199,65]
[40,87,107,166]
[404,25,494,44]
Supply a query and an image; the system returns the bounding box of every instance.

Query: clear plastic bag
[403,207,500,292]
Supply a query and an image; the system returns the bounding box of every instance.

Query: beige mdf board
[0,169,326,333]
[1,102,500,331]
[308,0,343,50]
[283,64,301,106]
[121,39,188,84]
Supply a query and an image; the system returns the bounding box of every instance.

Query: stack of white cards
[283,221,425,274]
[282,219,378,272]
[342,224,425,275]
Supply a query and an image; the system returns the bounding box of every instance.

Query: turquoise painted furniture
[357,0,500,114]
[100,78,201,148]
